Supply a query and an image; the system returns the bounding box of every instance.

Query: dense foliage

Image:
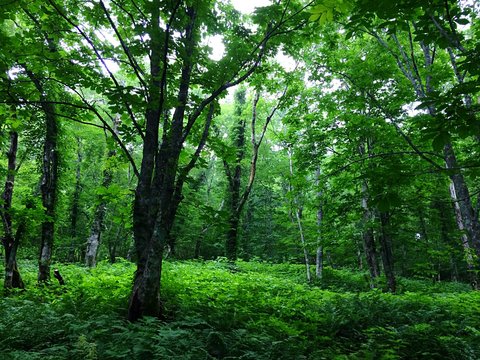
[1,260,479,359]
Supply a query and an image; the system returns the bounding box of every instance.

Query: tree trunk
[68,138,82,262]
[38,101,58,283]
[449,183,478,288]
[361,182,380,285]
[315,167,324,279]
[85,116,118,266]
[108,222,124,263]
[128,217,165,320]
[2,131,24,289]
[295,207,311,283]
[316,246,323,279]
[126,0,276,320]
[223,88,247,261]
[358,140,380,285]
[85,202,107,267]
[128,4,197,320]
[444,144,480,262]
[226,214,240,261]
[288,149,311,282]
[378,212,396,293]
[25,70,59,283]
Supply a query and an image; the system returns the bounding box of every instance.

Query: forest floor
[0,259,479,359]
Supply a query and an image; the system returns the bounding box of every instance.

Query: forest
[0,0,480,358]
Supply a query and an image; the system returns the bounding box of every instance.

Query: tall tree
[1,128,24,289]
[0,0,307,318]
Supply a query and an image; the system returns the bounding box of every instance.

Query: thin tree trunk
[2,131,24,289]
[356,239,363,270]
[108,222,124,263]
[68,138,82,262]
[315,167,323,279]
[288,148,311,282]
[361,182,380,285]
[85,119,117,267]
[358,141,380,286]
[316,246,324,277]
[295,206,311,283]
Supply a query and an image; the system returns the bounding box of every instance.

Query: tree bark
[85,202,108,267]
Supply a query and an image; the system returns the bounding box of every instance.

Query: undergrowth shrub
[0,259,478,359]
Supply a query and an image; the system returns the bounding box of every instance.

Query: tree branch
[46,0,145,140]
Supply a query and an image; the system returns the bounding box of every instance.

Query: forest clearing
[1,0,480,358]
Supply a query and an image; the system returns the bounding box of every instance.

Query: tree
[1,128,24,289]
[219,85,285,260]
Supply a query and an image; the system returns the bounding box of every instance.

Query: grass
[0,259,479,359]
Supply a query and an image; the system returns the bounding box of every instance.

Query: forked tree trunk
[126,0,276,320]
[128,4,197,320]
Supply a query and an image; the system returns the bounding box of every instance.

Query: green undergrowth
[0,259,479,359]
